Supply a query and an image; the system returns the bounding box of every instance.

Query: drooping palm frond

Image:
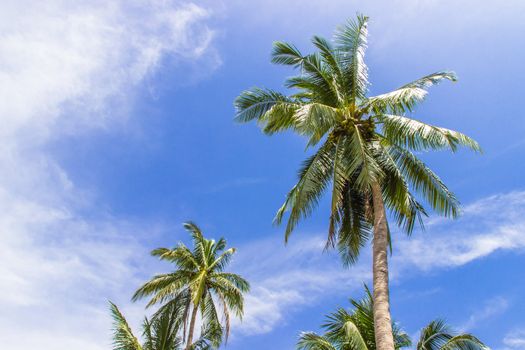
[190,321,223,350]
[333,180,373,266]
[110,302,143,350]
[274,139,336,241]
[143,302,184,350]
[387,143,460,219]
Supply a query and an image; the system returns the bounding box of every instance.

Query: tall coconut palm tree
[110,297,221,350]
[297,288,487,350]
[132,222,250,350]
[234,15,480,350]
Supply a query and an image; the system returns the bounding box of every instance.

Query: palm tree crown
[132,222,250,350]
[416,320,488,350]
[235,14,480,260]
[296,288,488,350]
[297,287,411,350]
[110,297,221,350]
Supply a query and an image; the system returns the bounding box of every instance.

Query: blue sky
[1,0,525,349]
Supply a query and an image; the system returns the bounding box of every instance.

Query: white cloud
[503,329,525,349]
[231,235,370,336]
[461,296,509,332]
[0,0,217,349]
[393,191,525,272]
[231,191,525,337]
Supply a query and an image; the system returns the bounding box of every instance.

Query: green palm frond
[388,143,460,219]
[110,302,143,350]
[367,72,457,114]
[416,320,488,350]
[298,103,342,147]
[145,302,184,350]
[440,334,488,350]
[311,35,345,97]
[343,125,383,189]
[212,272,250,293]
[209,247,236,271]
[335,182,373,266]
[297,333,338,350]
[234,87,300,131]
[342,321,369,350]
[334,14,369,103]
[131,271,192,307]
[271,41,305,66]
[152,245,199,270]
[378,114,481,152]
[274,139,336,241]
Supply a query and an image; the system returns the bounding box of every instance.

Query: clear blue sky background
[1,1,525,349]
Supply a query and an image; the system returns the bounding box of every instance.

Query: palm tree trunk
[185,302,199,350]
[371,182,395,350]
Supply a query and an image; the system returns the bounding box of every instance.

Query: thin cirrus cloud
[460,296,509,332]
[393,191,525,272]
[231,191,525,336]
[0,1,218,349]
[503,329,525,349]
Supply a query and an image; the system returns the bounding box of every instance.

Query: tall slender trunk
[185,302,199,350]
[371,182,395,350]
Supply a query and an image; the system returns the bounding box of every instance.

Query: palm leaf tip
[109,301,142,350]
[271,41,304,66]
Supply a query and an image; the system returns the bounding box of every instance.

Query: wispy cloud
[0,0,217,349]
[203,177,266,194]
[460,296,509,332]
[503,328,525,349]
[231,235,369,336]
[231,191,525,337]
[393,191,525,272]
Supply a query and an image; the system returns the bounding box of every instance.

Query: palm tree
[110,296,221,350]
[235,14,479,350]
[416,320,488,350]
[132,222,250,350]
[297,287,411,350]
[296,288,487,350]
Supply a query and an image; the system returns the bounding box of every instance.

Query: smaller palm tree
[297,288,488,350]
[297,287,411,350]
[416,320,488,350]
[132,222,250,350]
[109,296,221,350]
